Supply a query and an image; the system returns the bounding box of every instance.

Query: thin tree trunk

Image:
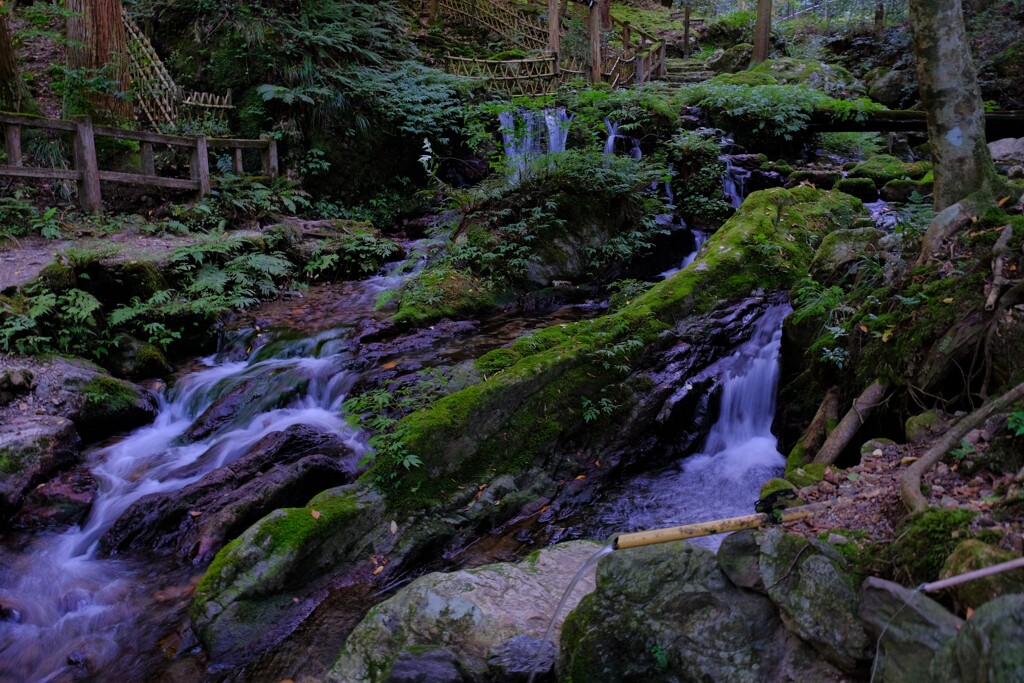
[874,0,885,34]
[752,0,773,64]
[66,0,132,122]
[813,380,888,465]
[908,0,997,211]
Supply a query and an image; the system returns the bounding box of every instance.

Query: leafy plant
[1009,411,1024,437]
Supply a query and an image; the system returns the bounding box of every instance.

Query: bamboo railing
[0,113,277,213]
[445,54,585,96]
[121,10,233,128]
[437,0,550,50]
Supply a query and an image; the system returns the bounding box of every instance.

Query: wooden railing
[445,54,585,96]
[606,15,667,87]
[0,113,277,213]
[437,0,549,50]
[122,10,232,128]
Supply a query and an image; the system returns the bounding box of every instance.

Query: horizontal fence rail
[0,113,277,213]
[437,0,549,50]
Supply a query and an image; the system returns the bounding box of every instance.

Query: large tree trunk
[874,0,885,35]
[66,0,132,122]
[752,0,772,64]
[909,0,996,211]
[0,8,23,112]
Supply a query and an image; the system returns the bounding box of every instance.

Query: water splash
[602,118,619,155]
[658,229,707,279]
[594,302,791,550]
[500,108,571,183]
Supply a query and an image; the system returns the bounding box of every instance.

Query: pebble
[827,533,850,545]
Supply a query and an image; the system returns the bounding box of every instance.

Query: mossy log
[813,380,888,465]
[805,110,1024,141]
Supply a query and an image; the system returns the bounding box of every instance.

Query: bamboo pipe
[613,504,822,550]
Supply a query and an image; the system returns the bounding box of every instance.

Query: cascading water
[721,155,750,209]
[658,229,707,279]
[594,301,791,550]
[602,118,620,155]
[499,108,571,183]
[0,251,434,683]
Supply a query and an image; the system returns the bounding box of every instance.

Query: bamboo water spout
[612,503,823,550]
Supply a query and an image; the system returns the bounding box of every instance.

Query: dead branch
[813,380,888,465]
[900,380,1024,514]
[984,224,1014,311]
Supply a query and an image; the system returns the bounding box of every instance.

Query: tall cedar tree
[0,3,24,112]
[66,0,132,121]
[752,0,772,64]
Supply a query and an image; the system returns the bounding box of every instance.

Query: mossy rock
[889,509,977,585]
[849,155,931,187]
[930,594,1024,682]
[905,410,945,444]
[759,477,796,500]
[366,187,865,509]
[787,463,827,488]
[788,170,842,189]
[750,58,861,97]
[192,484,385,666]
[939,540,1024,609]
[0,416,80,516]
[881,175,934,203]
[707,70,779,86]
[707,43,754,74]
[809,227,882,284]
[835,177,879,202]
[393,267,507,328]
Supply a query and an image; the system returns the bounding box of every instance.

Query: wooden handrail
[0,114,278,213]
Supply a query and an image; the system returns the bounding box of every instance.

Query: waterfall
[721,155,751,209]
[658,229,707,279]
[500,108,571,183]
[0,250,433,682]
[594,302,791,550]
[603,118,619,155]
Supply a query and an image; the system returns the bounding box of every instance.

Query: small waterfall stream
[593,302,791,550]
[499,108,571,183]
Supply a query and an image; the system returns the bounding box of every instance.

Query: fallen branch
[984,224,1014,311]
[813,380,888,465]
[900,380,1024,514]
[796,386,841,463]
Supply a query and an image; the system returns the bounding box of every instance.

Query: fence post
[621,21,631,49]
[191,135,211,197]
[547,0,560,54]
[589,2,603,83]
[232,146,244,174]
[659,43,667,78]
[4,124,22,167]
[73,116,102,214]
[141,142,155,176]
[260,135,279,177]
[637,54,647,85]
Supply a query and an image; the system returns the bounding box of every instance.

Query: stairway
[664,58,715,85]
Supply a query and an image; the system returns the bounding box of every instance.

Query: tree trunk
[908,0,997,211]
[66,0,132,122]
[0,8,24,112]
[874,0,885,34]
[752,0,772,65]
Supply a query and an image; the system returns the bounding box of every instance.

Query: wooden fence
[0,113,277,213]
[605,16,666,87]
[436,0,549,50]
[445,54,585,96]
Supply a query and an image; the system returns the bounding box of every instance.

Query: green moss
[474,347,523,377]
[759,477,797,499]
[889,508,977,585]
[0,448,23,475]
[80,376,138,414]
[363,188,865,510]
[708,70,778,86]
[835,177,879,201]
[849,155,932,187]
[787,463,826,488]
[790,170,841,189]
[393,267,506,327]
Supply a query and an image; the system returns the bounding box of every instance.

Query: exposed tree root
[900,380,1024,514]
[813,380,888,465]
[914,193,988,267]
[984,224,1014,311]
[796,386,841,463]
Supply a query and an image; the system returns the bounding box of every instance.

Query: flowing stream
[592,301,791,550]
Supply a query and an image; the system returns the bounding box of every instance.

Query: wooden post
[428,0,439,24]
[141,141,155,176]
[4,124,21,167]
[547,0,560,54]
[232,147,244,174]
[590,2,603,83]
[752,0,773,64]
[658,42,667,78]
[73,116,102,214]
[683,3,691,59]
[637,54,647,85]
[260,135,279,177]
[621,21,631,49]
[191,135,211,198]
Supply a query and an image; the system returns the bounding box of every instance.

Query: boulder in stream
[328,540,602,682]
[0,416,80,518]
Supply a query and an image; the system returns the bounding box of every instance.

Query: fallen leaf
[380,360,398,370]
[373,565,384,575]
[389,520,398,535]
[859,325,869,333]
[900,457,919,465]
[847,472,860,482]
[997,196,1010,207]
[311,510,321,520]
[189,510,201,518]
[575,475,586,480]
[943,298,954,304]
[292,598,299,604]
[966,606,975,619]
[882,328,895,343]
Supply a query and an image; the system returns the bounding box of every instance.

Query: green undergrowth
[888,508,977,585]
[361,187,864,510]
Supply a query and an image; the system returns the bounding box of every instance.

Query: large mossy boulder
[939,540,1024,609]
[859,577,964,683]
[758,529,872,671]
[750,58,862,97]
[809,227,883,284]
[328,540,602,682]
[191,484,388,667]
[559,540,845,682]
[0,416,80,517]
[848,155,931,189]
[709,43,753,73]
[370,187,864,510]
[932,594,1024,683]
[867,68,918,109]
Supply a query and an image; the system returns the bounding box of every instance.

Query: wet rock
[0,367,34,406]
[0,416,80,518]
[939,540,1024,609]
[859,577,962,683]
[759,529,872,671]
[192,484,388,668]
[183,370,310,442]
[102,425,359,563]
[487,635,555,681]
[386,648,465,683]
[868,68,918,109]
[329,541,601,682]
[932,594,1024,683]
[105,335,171,380]
[560,540,845,682]
[11,467,97,530]
[881,177,933,203]
[717,529,765,592]
[835,177,879,202]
